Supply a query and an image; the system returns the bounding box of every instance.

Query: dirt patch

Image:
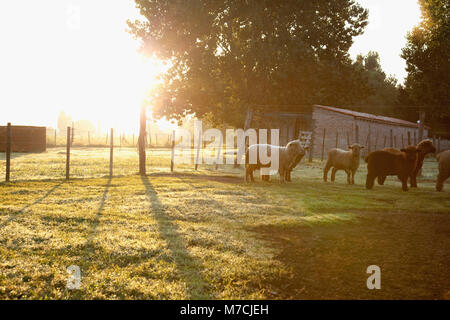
[250,211,450,299]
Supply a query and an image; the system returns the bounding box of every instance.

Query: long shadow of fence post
[81,177,112,263]
[0,182,63,229]
[140,175,214,299]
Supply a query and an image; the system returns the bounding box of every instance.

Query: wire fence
[2,125,448,183]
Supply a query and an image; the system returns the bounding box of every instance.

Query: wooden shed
[0,125,46,153]
[245,105,429,158]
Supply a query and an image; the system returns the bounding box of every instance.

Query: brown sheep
[436,150,450,192]
[377,139,436,187]
[323,144,364,184]
[411,139,436,187]
[245,140,305,183]
[365,146,419,191]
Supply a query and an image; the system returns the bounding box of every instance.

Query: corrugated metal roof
[314,105,421,128]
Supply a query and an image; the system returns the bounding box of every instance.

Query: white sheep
[245,140,305,183]
[323,144,364,184]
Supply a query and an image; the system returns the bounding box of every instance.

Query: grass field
[0,148,449,299]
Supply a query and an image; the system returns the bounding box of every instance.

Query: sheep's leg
[285,170,292,182]
[345,170,351,184]
[331,168,338,182]
[250,170,255,182]
[351,170,356,185]
[323,162,332,182]
[410,174,418,188]
[399,175,409,191]
[436,173,447,192]
[366,173,376,189]
[279,168,286,183]
[377,176,386,185]
[246,167,255,182]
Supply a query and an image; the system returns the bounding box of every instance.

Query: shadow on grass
[141,175,214,299]
[0,152,27,161]
[146,171,242,184]
[0,182,63,228]
[81,177,112,262]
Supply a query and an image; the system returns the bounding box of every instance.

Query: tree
[57,111,72,133]
[401,0,450,134]
[128,0,369,126]
[352,51,399,117]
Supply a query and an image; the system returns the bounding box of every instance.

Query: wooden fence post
[367,129,371,154]
[110,128,114,177]
[390,129,393,147]
[374,132,378,151]
[5,123,11,182]
[355,124,359,144]
[215,134,223,170]
[170,130,175,172]
[321,128,326,161]
[346,131,350,147]
[195,130,202,170]
[66,126,71,180]
[408,131,411,146]
[335,131,338,148]
[308,120,316,162]
[438,136,441,153]
[394,135,397,148]
[414,131,417,145]
[54,130,57,147]
[383,135,387,148]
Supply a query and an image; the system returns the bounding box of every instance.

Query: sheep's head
[417,139,436,155]
[348,144,364,157]
[286,140,305,158]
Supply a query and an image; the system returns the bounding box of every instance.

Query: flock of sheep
[245,138,449,192]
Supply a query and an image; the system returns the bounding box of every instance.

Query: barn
[0,125,46,153]
[247,105,429,158]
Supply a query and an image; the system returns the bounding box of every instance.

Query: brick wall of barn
[311,107,428,159]
[0,125,46,153]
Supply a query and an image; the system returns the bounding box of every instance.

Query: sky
[350,0,422,80]
[0,0,422,129]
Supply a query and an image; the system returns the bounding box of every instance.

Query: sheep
[261,145,309,182]
[285,145,309,182]
[323,144,364,184]
[377,139,436,187]
[436,150,450,192]
[411,139,436,187]
[245,140,305,183]
[365,146,419,191]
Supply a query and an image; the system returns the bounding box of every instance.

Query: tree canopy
[401,0,450,134]
[128,0,370,126]
[352,51,399,117]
